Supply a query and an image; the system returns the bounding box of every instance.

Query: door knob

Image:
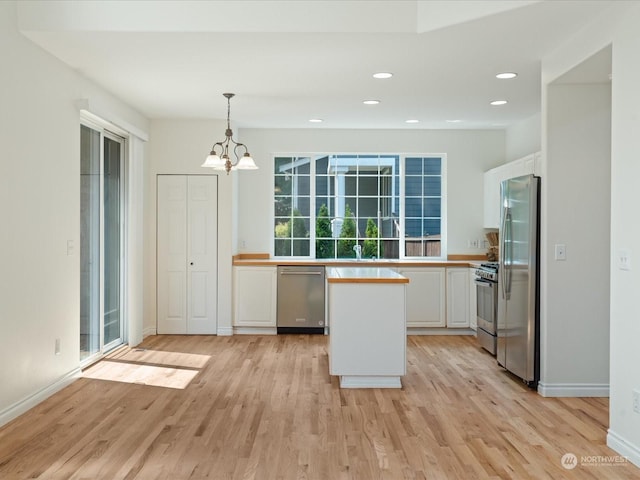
[190,262,194,266]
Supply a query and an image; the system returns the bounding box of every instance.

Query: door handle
[280,271,323,276]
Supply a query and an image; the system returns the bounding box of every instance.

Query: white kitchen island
[327,267,409,388]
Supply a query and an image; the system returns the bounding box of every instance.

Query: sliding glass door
[80,124,126,362]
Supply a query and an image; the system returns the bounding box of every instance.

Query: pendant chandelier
[201,93,258,174]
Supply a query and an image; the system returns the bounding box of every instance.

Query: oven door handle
[474,279,494,287]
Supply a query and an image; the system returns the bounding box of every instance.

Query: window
[274,153,445,259]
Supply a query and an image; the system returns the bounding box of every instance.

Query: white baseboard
[537,382,610,397]
[607,429,640,468]
[0,368,82,428]
[142,326,156,338]
[232,327,276,335]
[339,375,402,389]
[217,326,234,336]
[407,327,476,336]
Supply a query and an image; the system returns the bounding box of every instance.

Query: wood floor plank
[0,334,638,479]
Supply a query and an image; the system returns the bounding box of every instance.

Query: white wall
[0,1,148,424]
[608,9,640,467]
[540,83,611,395]
[236,128,505,256]
[146,120,235,336]
[541,1,640,466]
[505,112,541,162]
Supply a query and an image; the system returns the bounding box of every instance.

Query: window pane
[80,125,101,361]
[405,157,423,175]
[103,137,121,346]
[405,197,422,217]
[316,174,329,197]
[405,176,422,195]
[423,198,441,217]
[424,219,441,235]
[357,197,378,219]
[274,156,292,174]
[274,175,292,196]
[274,238,291,256]
[423,176,441,196]
[424,157,441,175]
[405,218,422,238]
[292,240,310,256]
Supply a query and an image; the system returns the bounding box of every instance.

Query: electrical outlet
[554,244,566,261]
[618,249,631,271]
[633,390,640,414]
[468,239,479,248]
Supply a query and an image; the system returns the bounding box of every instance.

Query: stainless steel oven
[475,263,498,355]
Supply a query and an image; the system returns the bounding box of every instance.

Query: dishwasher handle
[280,270,323,276]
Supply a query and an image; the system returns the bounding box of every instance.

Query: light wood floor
[0,335,637,479]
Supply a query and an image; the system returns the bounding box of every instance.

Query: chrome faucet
[353,244,362,261]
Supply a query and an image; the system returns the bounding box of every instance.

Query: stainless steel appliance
[277,265,326,334]
[474,262,498,355]
[497,174,540,388]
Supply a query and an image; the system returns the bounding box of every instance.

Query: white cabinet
[157,175,218,334]
[446,268,470,328]
[399,267,446,328]
[468,267,477,331]
[234,266,277,327]
[328,271,406,388]
[483,168,501,229]
[483,151,541,228]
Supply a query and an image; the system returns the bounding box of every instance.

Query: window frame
[272,152,447,260]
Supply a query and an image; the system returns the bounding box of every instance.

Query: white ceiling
[17,0,614,129]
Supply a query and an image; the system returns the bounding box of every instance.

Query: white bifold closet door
[157,175,218,334]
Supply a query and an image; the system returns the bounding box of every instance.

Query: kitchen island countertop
[326,267,409,284]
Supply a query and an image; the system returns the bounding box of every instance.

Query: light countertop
[233,256,484,268]
[326,267,409,284]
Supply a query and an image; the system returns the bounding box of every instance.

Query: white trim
[143,326,157,338]
[76,99,149,141]
[217,326,234,336]
[537,382,610,397]
[407,328,475,336]
[0,368,82,428]
[231,327,276,335]
[339,375,402,388]
[607,429,640,468]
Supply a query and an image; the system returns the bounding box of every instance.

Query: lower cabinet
[233,266,277,327]
[399,268,446,328]
[446,268,470,328]
[232,264,472,331]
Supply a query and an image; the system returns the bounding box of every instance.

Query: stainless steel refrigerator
[497,174,540,388]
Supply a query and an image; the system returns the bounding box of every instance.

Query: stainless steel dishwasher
[277,265,326,334]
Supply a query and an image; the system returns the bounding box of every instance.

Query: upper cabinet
[483,152,541,229]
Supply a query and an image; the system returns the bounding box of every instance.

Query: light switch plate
[554,244,566,261]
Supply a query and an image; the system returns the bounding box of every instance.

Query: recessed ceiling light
[405,119,419,124]
[373,72,393,79]
[446,119,461,123]
[490,100,508,106]
[363,99,380,105]
[309,118,323,123]
[496,72,518,79]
